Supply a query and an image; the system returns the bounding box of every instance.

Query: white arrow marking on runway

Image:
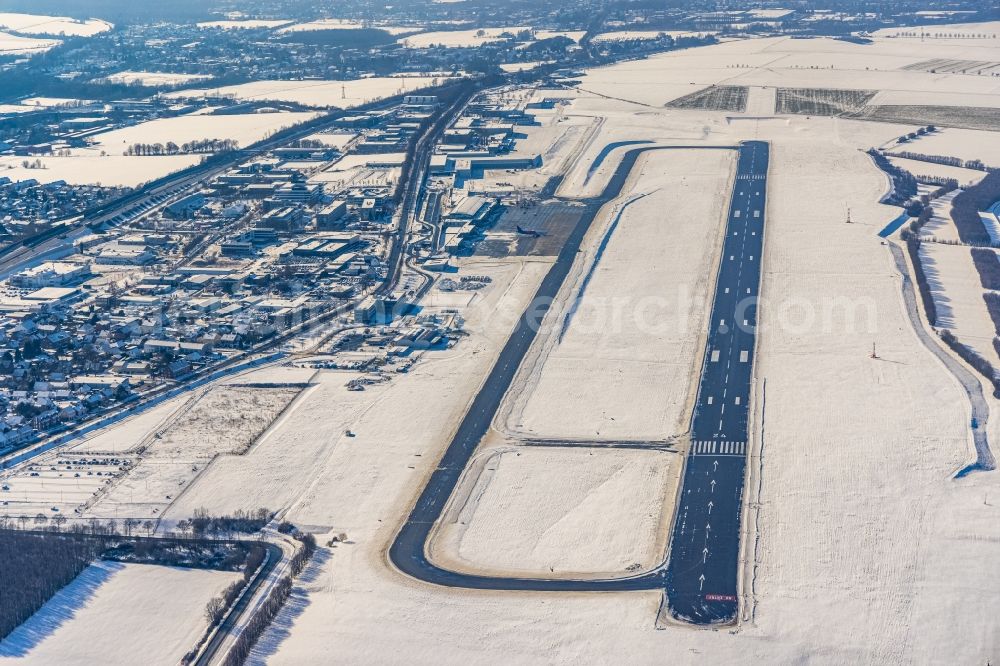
[707,500,714,515]
[710,479,716,493]
[699,574,705,590]
[703,547,709,563]
[713,460,718,472]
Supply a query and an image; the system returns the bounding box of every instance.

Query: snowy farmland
[0,561,238,665]
[100,71,213,87]
[398,27,530,48]
[85,111,319,156]
[196,19,293,30]
[0,31,59,54]
[164,77,452,109]
[278,18,418,35]
[0,13,111,37]
[0,111,318,187]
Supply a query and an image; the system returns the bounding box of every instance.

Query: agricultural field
[887,127,1000,168]
[100,71,213,87]
[0,154,201,188]
[278,19,417,35]
[0,560,239,665]
[886,156,986,187]
[0,13,111,37]
[592,30,714,43]
[901,58,1000,75]
[919,242,1000,368]
[397,27,530,48]
[775,87,876,115]
[196,19,293,30]
[852,105,1000,132]
[666,85,748,111]
[0,31,58,54]
[164,77,450,109]
[85,111,319,155]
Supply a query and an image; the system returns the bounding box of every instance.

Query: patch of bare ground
[850,105,1000,132]
[666,85,748,111]
[775,87,876,115]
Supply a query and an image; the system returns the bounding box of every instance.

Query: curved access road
[389,141,765,626]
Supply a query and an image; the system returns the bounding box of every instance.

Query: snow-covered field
[429,446,680,577]
[398,27,530,48]
[920,242,999,366]
[0,561,238,666]
[0,111,317,186]
[197,19,293,30]
[915,188,962,242]
[229,34,1000,664]
[7,28,1000,664]
[874,20,1000,41]
[0,13,111,37]
[278,18,417,35]
[499,61,548,73]
[887,156,987,186]
[573,34,1000,111]
[0,31,59,54]
[86,111,319,155]
[0,154,201,187]
[101,71,213,86]
[592,30,715,43]
[888,127,1000,167]
[164,77,450,109]
[505,148,736,441]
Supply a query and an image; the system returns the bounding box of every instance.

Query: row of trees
[907,238,938,327]
[177,507,273,538]
[940,329,1000,397]
[951,172,1000,245]
[868,148,917,205]
[123,138,239,156]
[0,531,105,639]
[892,150,995,172]
[222,532,316,666]
[972,248,1000,290]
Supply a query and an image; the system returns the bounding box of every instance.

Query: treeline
[940,329,1000,397]
[972,248,1000,290]
[907,238,938,326]
[124,139,239,156]
[279,28,398,49]
[868,148,917,205]
[222,532,317,666]
[0,531,105,639]
[177,508,273,538]
[901,182,957,238]
[893,150,996,172]
[951,172,1000,245]
[984,292,1000,337]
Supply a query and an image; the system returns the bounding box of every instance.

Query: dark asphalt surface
[388,142,767,623]
[664,140,768,623]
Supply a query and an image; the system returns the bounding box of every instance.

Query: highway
[388,141,767,624]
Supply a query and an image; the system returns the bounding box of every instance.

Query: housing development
[0,0,999,664]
